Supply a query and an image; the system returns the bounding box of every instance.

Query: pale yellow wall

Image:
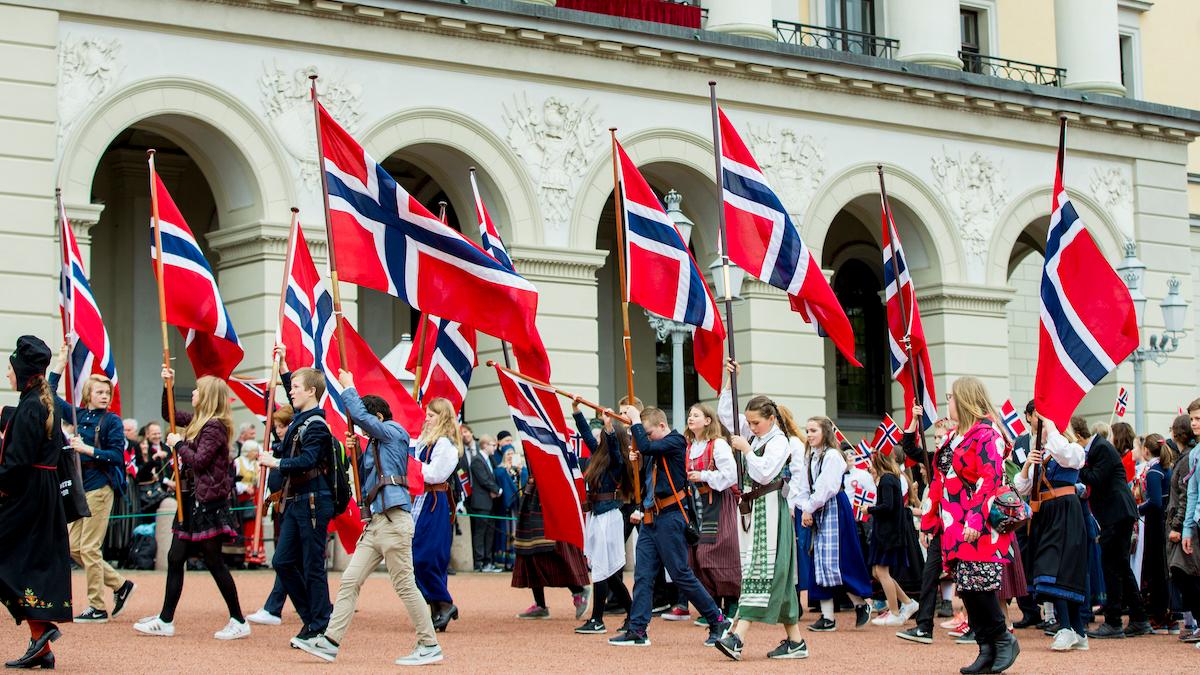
[994,0,1058,67]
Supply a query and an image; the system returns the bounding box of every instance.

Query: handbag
[660,460,700,546]
[57,431,91,524]
[986,485,1031,534]
[138,481,169,512]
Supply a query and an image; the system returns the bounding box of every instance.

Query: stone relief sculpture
[502,93,603,243]
[1090,167,1133,211]
[746,124,825,217]
[58,35,122,152]
[260,62,362,189]
[931,149,1008,276]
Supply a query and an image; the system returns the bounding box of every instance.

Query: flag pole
[470,167,514,369]
[708,81,745,485]
[55,189,80,431]
[253,207,299,555]
[310,75,362,507]
[409,201,449,403]
[486,360,632,425]
[878,165,930,479]
[609,128,641,505]
[148,150,184,523]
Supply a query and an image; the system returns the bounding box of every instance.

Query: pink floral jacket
[934,421,1012,569]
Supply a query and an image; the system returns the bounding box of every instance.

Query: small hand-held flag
[1114,387,1128,418]
[872,413,902,454]
[852,440,872,472]
[1000,399,1027,441]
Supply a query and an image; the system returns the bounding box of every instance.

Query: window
[833,258,887,417]
[827,0,876,34]
[960,8,982,73]
[1119,33,1137,97]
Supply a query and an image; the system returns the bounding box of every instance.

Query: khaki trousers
[325,510,438,647]
[68,485,127,610]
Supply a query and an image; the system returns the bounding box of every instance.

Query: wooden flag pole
[487,360,632,425]
[409,201,449,404]
[469,167,514,369]
[56,189,86,492]
[148,149,184,523]
[609,128,641,505]
[878,165,931,479]
[309,75,362,506]
[708,81,745,485]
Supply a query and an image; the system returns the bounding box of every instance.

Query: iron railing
[960,51,1066,87]
[773,19,898,59]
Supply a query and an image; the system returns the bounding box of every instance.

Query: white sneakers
[133,616,175,637]
[1050,628,1089,651]
[214,618,251,641]
[898,600,920,622]
[246,608,282,626]
[395,644,444,667]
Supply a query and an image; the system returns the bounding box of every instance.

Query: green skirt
[735,489,798,625]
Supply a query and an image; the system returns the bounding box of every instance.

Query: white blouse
[791,445,848,515]
[717,385,791,486]
[1013,429,1086,496]
[690,438,738,492]
[418,436,459,484]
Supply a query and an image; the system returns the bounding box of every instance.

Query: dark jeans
[273,492,334,634]
[264,575,286,616]
[916,531,943,633]
[629,508,720,633]
[469,505,494,568]
[961,590,1006,643]
[1098,517,1146,626]
[1172,569,1200,617]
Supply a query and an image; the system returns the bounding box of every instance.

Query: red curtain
[556,0,703,30]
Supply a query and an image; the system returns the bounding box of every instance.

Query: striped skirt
[691,487,742,598]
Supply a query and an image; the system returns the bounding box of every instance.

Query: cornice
[916,282,1015,316]
[509,244,608,283]
[206,220,325,267]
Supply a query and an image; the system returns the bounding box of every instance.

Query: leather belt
[1031,485,1076,513]
[643,489,686,525]
[739,479,783,515]
[424,481,450,492]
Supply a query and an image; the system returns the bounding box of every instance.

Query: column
[887,0,963,70]
[705,0,778,42]
[917,283,1014,408]
[64,202,105,265]
[1053,0,1125,96]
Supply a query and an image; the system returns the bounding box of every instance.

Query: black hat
[9,335,51,390]
[497,430,513,442]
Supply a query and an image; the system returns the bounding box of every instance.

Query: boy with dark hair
[609,406,729,648]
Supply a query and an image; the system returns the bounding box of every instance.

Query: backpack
[294,416,354,517]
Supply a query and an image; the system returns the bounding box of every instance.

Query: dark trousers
[629,508,720,633]
[1172,569,1200,617]
[469,505,494,568]
[1014,528,1039,619]
[915,531,943,632]
[961,590,1006,643]
[1098,517,1146,626]
[273,493,334,634]
[264,574,287,616]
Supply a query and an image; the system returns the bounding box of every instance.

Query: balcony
[773,20,899,60]
[960,52,1066,87]
[555,0,703,30]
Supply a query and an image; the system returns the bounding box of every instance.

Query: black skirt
[172,494,238,543]
[1025,493,1088,602]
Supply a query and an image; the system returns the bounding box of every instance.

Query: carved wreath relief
[260,62,363,189]
[746,124,825,217]
[931,149,1008,270]
[58,35,122,152]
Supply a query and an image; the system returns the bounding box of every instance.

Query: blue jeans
[629,508,720,633]
[273,492,334,633]
[263,575,286,616]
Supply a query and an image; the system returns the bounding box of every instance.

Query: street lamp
[708,256,745,301]
[1115,241,1189,432]
[664,189,693,244]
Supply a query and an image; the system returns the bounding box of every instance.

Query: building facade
[3,0,1199,437]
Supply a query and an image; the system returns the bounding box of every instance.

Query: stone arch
[58,77,293,228]
[987,186,1127,286]
[804,162,963,284]
[570,128,715,250]
[360,108,539,246]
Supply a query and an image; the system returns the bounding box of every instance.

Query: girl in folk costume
[234,440,266,566]
[714,362,804,661]
[134,369,247,640]
[684,402,741,619]
[1013,415,1088,652]
[937,377,1019,675]
[412,398,461,632]
[573,401,633,634]
[793,414,874,632]
[0,337,71,669]
[1136,433,1172,629]
[867,448,919,627]
[1169,406,1200,642]
[511,475,590,621]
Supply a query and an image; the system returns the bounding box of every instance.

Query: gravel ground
[1,570,1194,672]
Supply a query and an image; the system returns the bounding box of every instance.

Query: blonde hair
[641,407,669,429]
[776,404,801,440]
[950,376,998,433]
[81,374,113,408]
[683,403,727,443]
[419,397,463,456]
[183,376,234,447]
[292,367,326,402]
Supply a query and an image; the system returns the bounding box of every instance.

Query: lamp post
[1115,241,1189,433]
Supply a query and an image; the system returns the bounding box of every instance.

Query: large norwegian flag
[279,219,424,438]
[882,192,938,431]
[227,375,269,422]
[317,103,551,380]
[470,169,515,273]
[58,200,121,414]
[1034,127,1138,429]
[405,313,478,414]
[150,171,243,379]
[718,109,860,366]
[616,140,726,390]
[493,364,585,547]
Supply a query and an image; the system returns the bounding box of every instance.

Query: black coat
[463,445,499,511]
[0,389,72,623]
[868,473,905,550]
[1079,437,1138,527]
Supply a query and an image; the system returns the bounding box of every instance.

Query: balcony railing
[773,20,899,60]
[960,51,1066,87]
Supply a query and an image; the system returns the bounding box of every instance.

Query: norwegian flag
[317,102,551,380]
[58,199,121,414]
[149,170,243,379]
[616,140,726,390]
[470,169,514,272]
[718,109,860,366]
[872,413,902,454]
[405,314,477,414]
[851,480,877,521]
[1114,387,1128,418]
[278,219,424,439]
[1034,124,1138,429]
[493,364,585,547]
[227,375,269,422]
[882,189,938,431]
[852,440,872,472]
[1000,400,1027,441]
[456,465,473,499]
[567,428,590,460]
[833,425,849,448]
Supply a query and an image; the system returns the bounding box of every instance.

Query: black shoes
[896,626,933,644]
[72,608,108,624]
[574,619,606,634]
[1123,621,1153,637]
[990,632,1020,673]
[854,604,871,628]
[112,581,136,619]
[608,629,650,647]
[766,639,808,659]
[1011,613,1040,629]
[432,604,459,632]
[807,617,836,632]
[706,616,731,646]
[5,625,60,670]
[1086,623,1125,639]
[714,633,743,661]
[959,641,995,674]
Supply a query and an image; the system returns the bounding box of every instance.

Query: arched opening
[1005,216,1049,409]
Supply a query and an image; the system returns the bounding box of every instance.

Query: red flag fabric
[405,314,477,414]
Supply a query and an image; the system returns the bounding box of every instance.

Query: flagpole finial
[55,187,61,197]
[290,206,299,214]
[309,74,318,82]
[876,163,883,174]
[485,360,497,368]
[147,149,156,159]
[708,80,716,86]
[609,127,617,133]
[469,166,476,173]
